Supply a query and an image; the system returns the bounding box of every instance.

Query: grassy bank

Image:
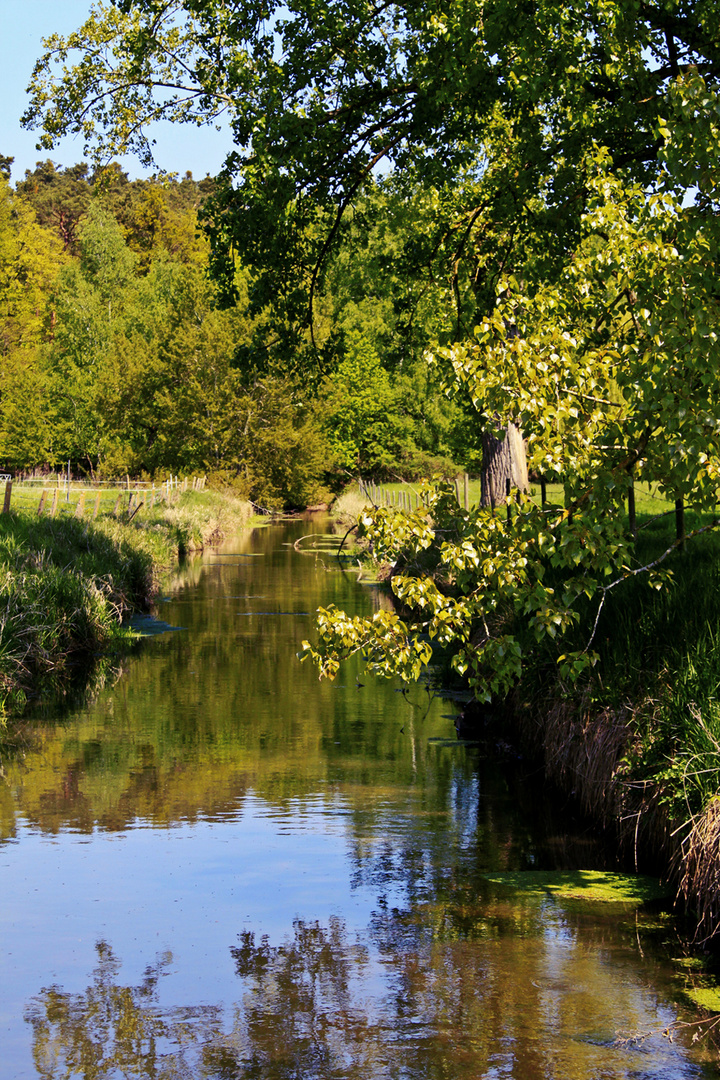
[0,488,252,719]
[522,508,720,940]
[336,481,720,940]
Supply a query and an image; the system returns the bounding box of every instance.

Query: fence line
[357,475,686,543]
[358,475,470,512]
[0,475,207,517]
[7,472,207,490]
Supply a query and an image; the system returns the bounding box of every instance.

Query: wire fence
[358,475,691,544]
[0,475,207,520]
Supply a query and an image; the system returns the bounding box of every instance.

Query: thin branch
[307,131,405,348]
[603,517,720,600]
[584,591,606,652]
[337,523,358,560]
[561,387,623,408]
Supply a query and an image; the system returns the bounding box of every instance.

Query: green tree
[16,160,91,253]
[44,204,137,471]
[323,330,416,477]
[23,2,720,694]
[24,1,712,324]
[0,177,66,469]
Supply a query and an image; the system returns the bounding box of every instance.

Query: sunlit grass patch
[0,489,253,722]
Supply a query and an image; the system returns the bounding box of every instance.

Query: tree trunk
[480,422,528,508]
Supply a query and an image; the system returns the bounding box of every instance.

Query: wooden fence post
[74,492,86,519]
[93,492,101,520]
[38,490,47,516]
[49,490,59,517]
[2,480,12,514]
[628,479,636,538]
[676,497,685,550]
[112,493,122,516]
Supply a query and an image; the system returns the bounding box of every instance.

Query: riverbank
[332,483,720,943]
[513,517,720,943]
[0,488,253,719]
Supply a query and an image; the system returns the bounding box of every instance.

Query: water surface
[1,520,719,1078]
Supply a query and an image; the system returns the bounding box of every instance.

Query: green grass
[356,477,675,518]
[0,488,252,720]
[586,523,720,823]
[684,986,720,1012]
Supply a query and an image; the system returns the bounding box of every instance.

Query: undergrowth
[584,517,720,828]
[513,509,720,934]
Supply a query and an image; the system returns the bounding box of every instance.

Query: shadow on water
[3,520,720,1078]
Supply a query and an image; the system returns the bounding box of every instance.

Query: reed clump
[678,799,720,944]
[330,487,372,529]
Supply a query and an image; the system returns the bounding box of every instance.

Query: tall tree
[24,2,716,316]
[0,177,66,469]
[22,2,720,694]
[16,160,92,253]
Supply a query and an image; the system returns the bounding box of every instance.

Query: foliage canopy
[22,0,720,697]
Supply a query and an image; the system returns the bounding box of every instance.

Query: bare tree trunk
[480,422,528,508]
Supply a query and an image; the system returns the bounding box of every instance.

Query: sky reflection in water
[1,521,718,1078]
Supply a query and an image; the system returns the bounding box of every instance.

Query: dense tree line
[0,159,459,506]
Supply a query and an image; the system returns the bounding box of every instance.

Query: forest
[0,156,464,509]
[10,0,720,698]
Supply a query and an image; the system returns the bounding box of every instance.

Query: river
[1,519,718,1078]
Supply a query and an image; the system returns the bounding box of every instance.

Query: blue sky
[0,1,232,183]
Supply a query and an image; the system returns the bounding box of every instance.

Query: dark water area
[1,520,719,1078]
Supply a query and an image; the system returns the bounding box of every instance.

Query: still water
[1,520,719,1078]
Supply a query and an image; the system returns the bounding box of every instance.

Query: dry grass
[540,699,632,822]
[518,694,674,877]
[516,691,720,934]
[161,490,254,551]
[331,487,372,528]
[677,799,720,943]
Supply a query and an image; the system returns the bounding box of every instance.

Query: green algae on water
[684,986,720,1012]
[481,869,671,904]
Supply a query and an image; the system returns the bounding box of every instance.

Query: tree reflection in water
[24,941,223,1079]
[25,902,714,1080]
